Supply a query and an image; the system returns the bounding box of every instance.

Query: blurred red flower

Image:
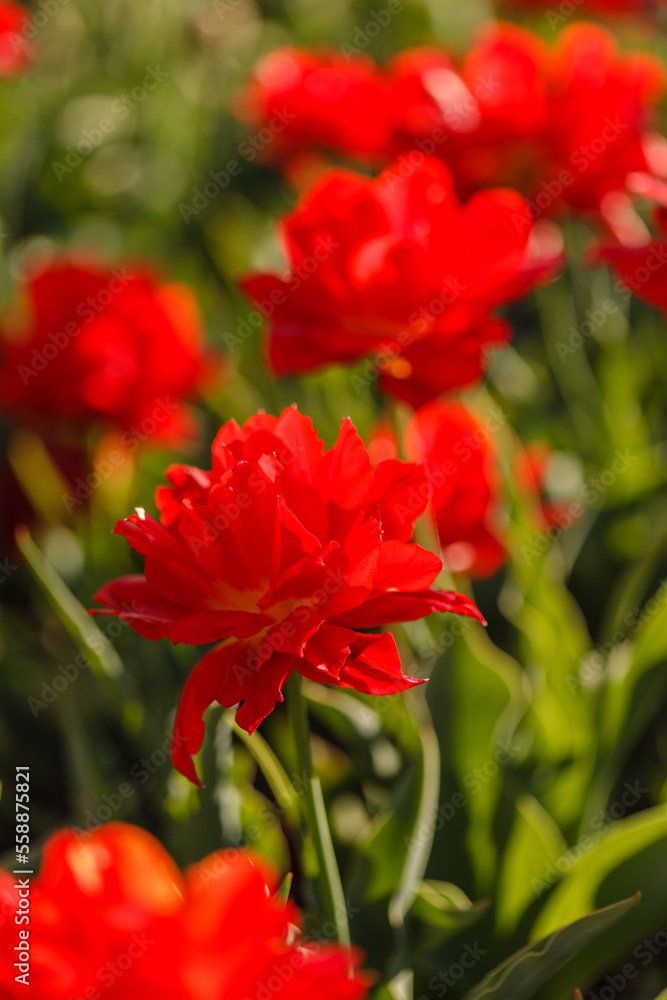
[91,405,483,783]
[404,400,508,578]
[233,46,393,165]
[513,440,580,532]
[504,0,666,14]
[598,207,667,312]
[241,157,558,408]
[389,24,665,225]
[0,2,33,76]
[403,404,576,578]
[0,822,368,1000]
[238,27,665,236]
[0,258,211,446]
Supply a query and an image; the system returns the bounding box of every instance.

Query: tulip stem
[286,671,351,951]
[222,711,302,832]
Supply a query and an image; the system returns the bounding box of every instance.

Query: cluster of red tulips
[1,0,666,995]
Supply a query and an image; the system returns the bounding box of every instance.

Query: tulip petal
[91,574,192,640]
[339,631,425,695]
[374,539,442,592]
[334,587,485,628]
[172,642,297,784]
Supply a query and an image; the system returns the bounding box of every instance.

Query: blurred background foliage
[1,0,667,997]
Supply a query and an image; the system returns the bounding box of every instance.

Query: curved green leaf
[407,880,490,957]
[597,577,667,764]
[444,623,527,893]
[495,793,566,934]
[532,805,667,938]
[389,722,441,929]
[16,526,124,683]
[462,894,640,1000]
[533,806,667,998]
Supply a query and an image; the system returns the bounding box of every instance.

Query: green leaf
[617,577,667,676]
[501,393,597,830]
[462,894,640,1000]
[16,526,124,684]
[443,623,527,893]
[410,880,486,929]
[581,577,667,827]
[407,880,490,957]
[495,793,566,934]
[597,577,667,767]
[8,429,70,525]
[389,722,441,929]
[369,988,398,1000]
[504,559,596,828]
[354,751,425,903]
[531,805,667,998]
[369,987,396,1000]
[532,804,667,938]
[275,872,293,907]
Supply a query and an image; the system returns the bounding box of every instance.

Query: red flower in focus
[91,406,483,783]
[234,47,392,165]
[405,400,508,578]
[0,822,368,1000]
[241,157,558,408]
[0,258,211,445]
[0,2,33,76]
[390,24,665,226]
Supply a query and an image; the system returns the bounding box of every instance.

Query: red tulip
[0,822,369,999]
[405,400,508,578]
[238,28,665,235]
[405,403,580,577]
[0,258,211,446]
[0,2,33,76]
[513,440,580,532]
[241,157,558,407]
[233,46,393,164]
[598,207,667,313]
[390,24,665,223]
[91,406,483,783]
[505,0,666,13]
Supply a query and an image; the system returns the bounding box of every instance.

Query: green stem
[16,526,124,684]
[222,711,301,832]
[286,672,351,950]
